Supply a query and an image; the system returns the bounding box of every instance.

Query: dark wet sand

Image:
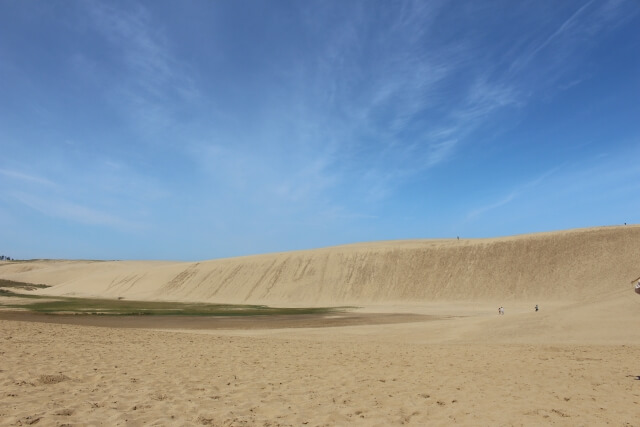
[0,309,435,330]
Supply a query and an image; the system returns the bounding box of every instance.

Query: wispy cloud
[84,0,637,214]
[506,0,638,88]
[277,1,472,201]
[9,191,143,231]
[455,78,520,122]
[187,0,635,218]
[465,139,640,228]
[0,168,57,188]
[466,192,518,220]
[0,159,163,234]
[84,1,199,137]
[508,0,597,74]
[465,169,558,221]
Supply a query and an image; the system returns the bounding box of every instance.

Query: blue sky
[1,1,639,261]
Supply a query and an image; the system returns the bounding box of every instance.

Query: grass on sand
[0,279,339,316]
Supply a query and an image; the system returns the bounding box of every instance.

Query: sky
[1,0,639,261]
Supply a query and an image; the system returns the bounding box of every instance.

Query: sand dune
[2,225,639,306]
[2,225,640,425]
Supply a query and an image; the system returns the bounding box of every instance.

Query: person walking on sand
[535,304,539,312]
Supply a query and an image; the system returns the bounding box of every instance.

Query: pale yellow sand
[2,225,640,425]
[3,225,639,306]
[2,318,640,426]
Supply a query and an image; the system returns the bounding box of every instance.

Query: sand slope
[1,225,639,306]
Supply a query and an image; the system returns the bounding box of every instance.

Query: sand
[3,225,640,306]
[2,225,640,425]
[2,317,639,426]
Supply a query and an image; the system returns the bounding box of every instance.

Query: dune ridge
[1,225,638,305]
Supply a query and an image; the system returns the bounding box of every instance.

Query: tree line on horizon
[0,255,13,261]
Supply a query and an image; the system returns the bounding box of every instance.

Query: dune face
[1,225,638,305]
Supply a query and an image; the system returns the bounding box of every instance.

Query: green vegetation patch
[17,297,335,316]
[0,279,50,298]
[0,279,338,316]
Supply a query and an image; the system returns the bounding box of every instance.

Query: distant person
[535,304,539,312]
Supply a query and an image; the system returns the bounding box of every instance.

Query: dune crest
[1,226,638,306]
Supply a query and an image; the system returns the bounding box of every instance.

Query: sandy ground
[2,302,640,426]
[2,226,640,425]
